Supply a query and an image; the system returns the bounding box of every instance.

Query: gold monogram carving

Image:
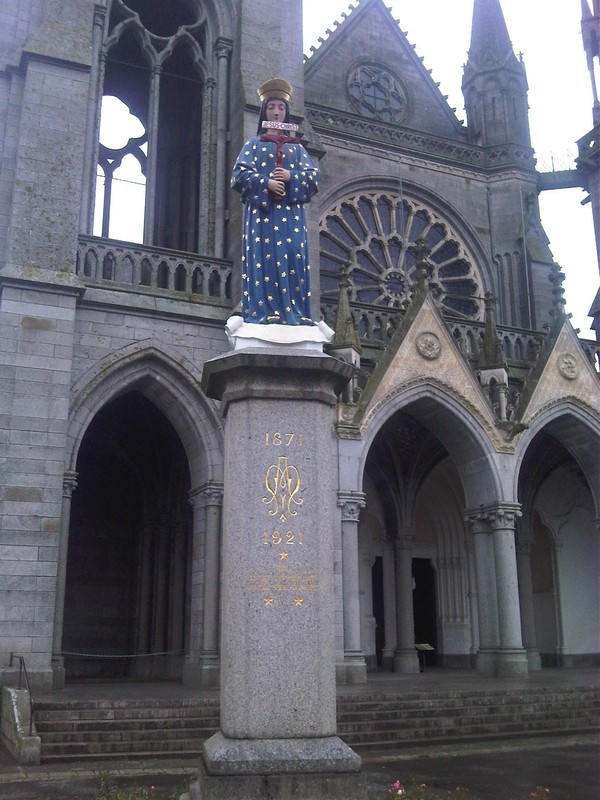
[263,456,303,522]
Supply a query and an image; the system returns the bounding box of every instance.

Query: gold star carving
[279,551,289,560]
[265,596,273,606]
[294,597,303,607]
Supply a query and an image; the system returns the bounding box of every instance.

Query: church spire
[581,0,600,116]
[462,0,531,148]
[467,0,515,67]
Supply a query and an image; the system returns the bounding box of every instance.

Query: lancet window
[86,0,217,253]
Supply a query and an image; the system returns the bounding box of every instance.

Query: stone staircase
[35,696,220,762]
[337,685,600,751]
[33,684,600,763]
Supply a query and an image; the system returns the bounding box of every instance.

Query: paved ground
[1,734,598,800]
[1,669,598,799]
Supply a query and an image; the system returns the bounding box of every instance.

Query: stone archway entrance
[62,391,192,681]
[359,411,474,672]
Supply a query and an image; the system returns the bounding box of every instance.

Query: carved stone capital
[465,503,521,533]
[189,481,224,509]
[214,39,233,60]
[62,471,78,498]
[93,4,107,27]
[337,491,366,521]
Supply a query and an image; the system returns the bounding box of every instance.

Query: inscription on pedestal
[243,431,317,609]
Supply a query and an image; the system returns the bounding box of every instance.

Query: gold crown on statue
[257,77,293,103]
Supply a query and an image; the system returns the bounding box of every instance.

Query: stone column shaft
[80,5,107,233]
[466,511,499,676]
[337,491,367,684]
[516,533,541,670]
[143,65,161,244]
[51,471,78,689]
[214,40,231,258]
[184,482,223,688]
[393,534,419,673]
[201,483,223,687]
[490,509,525,650]
[467,504,528,677]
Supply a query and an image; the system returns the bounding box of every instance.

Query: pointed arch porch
[338,380,528,679]
[514,401,600,671]
[52,343,224,688]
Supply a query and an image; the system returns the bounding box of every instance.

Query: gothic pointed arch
[68,343,223,489]
[515,402,600,519]
[359,383,502,509]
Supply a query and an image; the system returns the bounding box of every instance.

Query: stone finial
[478,292,507,370]
[411,236,430,292]
[332,263,361,353]
[549,261,567,320]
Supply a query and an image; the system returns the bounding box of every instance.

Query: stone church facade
[0,0,598,691]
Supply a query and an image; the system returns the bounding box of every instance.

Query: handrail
[9,652,34,736]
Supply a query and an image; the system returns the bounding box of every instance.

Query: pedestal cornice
[201,348,354,413]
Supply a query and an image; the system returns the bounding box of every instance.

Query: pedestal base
[526,648,542,671]
[476,648,529,677]
[182,656,220,689]
[393,649,420,674]
[181,734,364,800]
[336,651,368,684]
[203,731,361,775]
[496,649,529,677]
[476,649,497,677]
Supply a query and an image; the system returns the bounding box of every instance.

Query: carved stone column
[465,509,499,676]
[51,471,78,689]
[464,537,480,663]
[198,77,216,253]
[489,504,528,676]
[337,491,367,684]
[144,64,162,244]
[393,532,419,674]
[214,39,232,258]
[80,4,107,233]
[552,538,566,665]
[515,529,541,670]
[184,481,223,688]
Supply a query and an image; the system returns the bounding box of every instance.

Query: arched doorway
[62,391,192,681]
[359,411,475,671]
[517,412,600,669]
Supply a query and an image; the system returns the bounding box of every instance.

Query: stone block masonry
[0,276,79,683]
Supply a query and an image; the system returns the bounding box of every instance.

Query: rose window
[347,66,407,124]
[319,193,482,319]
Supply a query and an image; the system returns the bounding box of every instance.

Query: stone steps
[34,685,600,763]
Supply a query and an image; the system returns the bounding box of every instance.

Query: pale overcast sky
[303,0,598,336]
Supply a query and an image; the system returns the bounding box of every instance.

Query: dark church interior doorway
[63,391,192,681]
[412,558,438,668]
[371,556,385,668]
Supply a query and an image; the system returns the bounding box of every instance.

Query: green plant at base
[91,773,187,800]
[382,780,552,800]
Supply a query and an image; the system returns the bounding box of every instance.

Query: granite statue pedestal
[184,347,363,800]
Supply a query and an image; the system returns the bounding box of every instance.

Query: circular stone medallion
[416,332,442,360]
[557,353,579,380]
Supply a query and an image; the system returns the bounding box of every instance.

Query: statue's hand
[273,166,291,183]
[268,178,286,196]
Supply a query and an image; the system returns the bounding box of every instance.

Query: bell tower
[462,0,531,148]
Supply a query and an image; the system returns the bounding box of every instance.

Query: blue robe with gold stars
[231,135,319,325]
